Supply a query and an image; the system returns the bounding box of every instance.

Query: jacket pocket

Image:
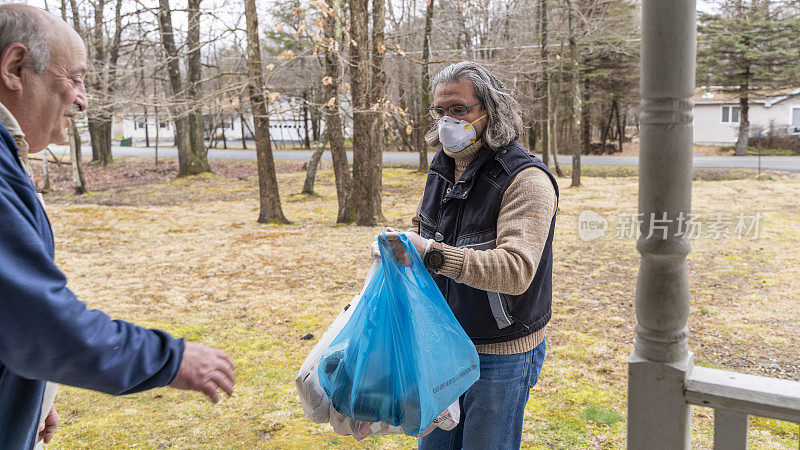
[418,211,437,239]
[455,232,514,329]
[454,229,497,250]
[486,291,514,329]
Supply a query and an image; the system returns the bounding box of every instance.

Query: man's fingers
[215,350,235,375]
[43,430,56,444]
[201,381,221,403]
[170,342,236,403]
[381,232,412,265]
[210,370,235,397]
[214,357,236,389]
[39,406,58,443]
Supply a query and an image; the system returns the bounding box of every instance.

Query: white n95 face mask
[437,114,486,153]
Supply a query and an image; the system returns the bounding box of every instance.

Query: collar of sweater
[0,101,30,160]
[444,139,484,180]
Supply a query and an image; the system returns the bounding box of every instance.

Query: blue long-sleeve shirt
[0,123,184,449]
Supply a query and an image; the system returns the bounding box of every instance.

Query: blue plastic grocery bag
[318,232,479,436]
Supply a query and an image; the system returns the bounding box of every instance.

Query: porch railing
[685,366,800,449]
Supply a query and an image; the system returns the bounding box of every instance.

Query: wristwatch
[424,241,445,272]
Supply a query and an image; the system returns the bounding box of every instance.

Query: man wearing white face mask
[377,61,559,450]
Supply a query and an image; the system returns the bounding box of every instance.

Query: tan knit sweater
[410,140,557,354]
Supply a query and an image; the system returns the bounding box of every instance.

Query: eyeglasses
[428,102,481,120]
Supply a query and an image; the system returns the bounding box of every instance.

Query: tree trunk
[241,112,255,143]
[240,112,248,149]
[155,106,160,165]
[600,102,613,148]
[616,100,624,153]
[185,0,211,176]
[310,87,321,142]
[416,0,434,173]
[551,102,564,177]
[302,90,311,149]
[84,0,121,166]
[153,70,160,164]
[539,0,550,167]
[222,125,227,149]
[302,139,327,194]
[87,118,110,165]
[735,96,750,156]
[581,76,591,155]
[370,0,386,221]
[206,119,215,149]
[144,106,150,147]
[345,0,376,225]
[323,0,352,223]
[101,0,122,163]
[41,154,50,192]
[568,0,581,187]
[69,123,85,194]
[86,0,107,165]
[551,42,565,177]
[157,0,192,175]
[245,0,288,224]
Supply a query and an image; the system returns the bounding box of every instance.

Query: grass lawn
[41,160,800,449]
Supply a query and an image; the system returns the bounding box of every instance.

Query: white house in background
[111,110,175,144]
[112,96,353,146]
[693,87,800,145]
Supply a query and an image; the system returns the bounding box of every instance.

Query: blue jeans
[418,338,546,450]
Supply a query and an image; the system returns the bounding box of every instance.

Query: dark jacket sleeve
[0,173,184,395]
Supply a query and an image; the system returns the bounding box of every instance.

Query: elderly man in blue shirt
[0,5,235,448]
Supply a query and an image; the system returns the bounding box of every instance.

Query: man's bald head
[0,4,72,74]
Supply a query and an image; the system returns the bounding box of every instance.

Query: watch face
[426,250,445,270]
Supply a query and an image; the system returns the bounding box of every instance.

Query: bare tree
[302,139,327,194]
[538,0,550,169]
[68,123,86,194]
[416,0,434,173]
[186,0,210,173]
[321,0,352,222]
[157,0,211,177]
[60,0,85,193]
[245,0,288,223]
[346,0,378,225]
[77,0,123,167]
[567,0,581,187]
[370,0,387,220]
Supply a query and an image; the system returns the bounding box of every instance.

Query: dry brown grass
[41,159,800,449]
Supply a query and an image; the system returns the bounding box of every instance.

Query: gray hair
[0,7,51,74]
[426,61,524,150]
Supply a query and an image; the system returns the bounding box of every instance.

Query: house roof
[693,87,800,107]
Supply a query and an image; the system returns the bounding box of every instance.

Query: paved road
[48,145,800,172]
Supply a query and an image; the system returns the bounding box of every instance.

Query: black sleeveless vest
[417,141,559,345]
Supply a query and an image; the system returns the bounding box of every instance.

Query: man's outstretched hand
[169,342,235,403]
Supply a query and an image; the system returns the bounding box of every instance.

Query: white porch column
[627,0,697,448]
